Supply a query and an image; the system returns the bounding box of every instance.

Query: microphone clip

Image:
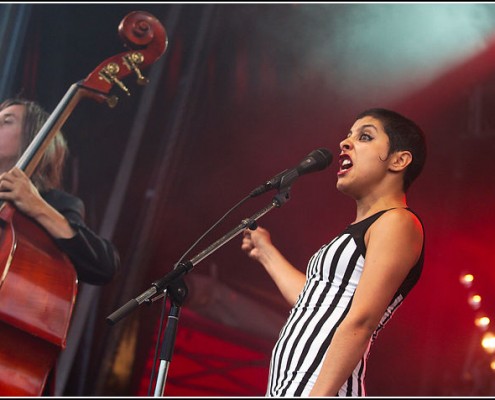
[249,168,292,197]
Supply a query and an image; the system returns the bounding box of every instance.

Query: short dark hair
[356,108,427,192]
[0,98,68,191]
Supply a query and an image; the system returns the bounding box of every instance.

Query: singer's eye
[360,133,372,141]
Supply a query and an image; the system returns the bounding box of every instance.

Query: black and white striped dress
[266,208,424,397]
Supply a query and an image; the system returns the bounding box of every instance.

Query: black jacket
[42,189,120,285]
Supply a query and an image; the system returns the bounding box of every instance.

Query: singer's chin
[336,179,350,195]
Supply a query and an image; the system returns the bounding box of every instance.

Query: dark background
[3,2,495,396]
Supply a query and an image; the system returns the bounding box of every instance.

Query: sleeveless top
[266,208,425,397]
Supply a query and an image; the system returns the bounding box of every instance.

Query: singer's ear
[389,150,412,172]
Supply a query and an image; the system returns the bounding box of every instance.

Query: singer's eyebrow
[347,124,379,137]
[358,124,378,132]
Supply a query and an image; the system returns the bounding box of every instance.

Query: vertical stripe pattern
[266,208,424,397]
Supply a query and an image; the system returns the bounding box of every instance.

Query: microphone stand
[106,188,292,396]
[152,277,187,396]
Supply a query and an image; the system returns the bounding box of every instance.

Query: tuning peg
[99,63,131,96]
[105,95,119,108]
[123,52,149,86]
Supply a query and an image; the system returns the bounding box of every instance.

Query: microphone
[249,148,333,197]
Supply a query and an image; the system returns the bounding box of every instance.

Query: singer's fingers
[241,241,254,252]
[241,236,252,247]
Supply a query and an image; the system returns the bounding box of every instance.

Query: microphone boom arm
[106,188,291,325]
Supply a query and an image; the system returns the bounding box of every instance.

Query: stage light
[468,293,482,310]
[474,314,491,330]
[460,272,474,288]
[481,332,495,354]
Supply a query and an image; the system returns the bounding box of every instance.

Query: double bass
[0,11,167,396]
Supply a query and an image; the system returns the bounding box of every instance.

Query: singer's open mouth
[338,154,353,175]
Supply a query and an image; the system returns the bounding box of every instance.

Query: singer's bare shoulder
[366,208,423,259]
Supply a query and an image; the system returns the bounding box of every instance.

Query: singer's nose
[340,137,351,151]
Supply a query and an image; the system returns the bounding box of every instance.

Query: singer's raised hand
[241,226,272,262]
[241,226,306,306]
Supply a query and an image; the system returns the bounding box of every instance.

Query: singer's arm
[309,209,424,396]
[242,226,305,306]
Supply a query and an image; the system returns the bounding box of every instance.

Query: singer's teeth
[341,159,352,169]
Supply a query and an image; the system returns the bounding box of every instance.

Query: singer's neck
[354,192,407,224]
